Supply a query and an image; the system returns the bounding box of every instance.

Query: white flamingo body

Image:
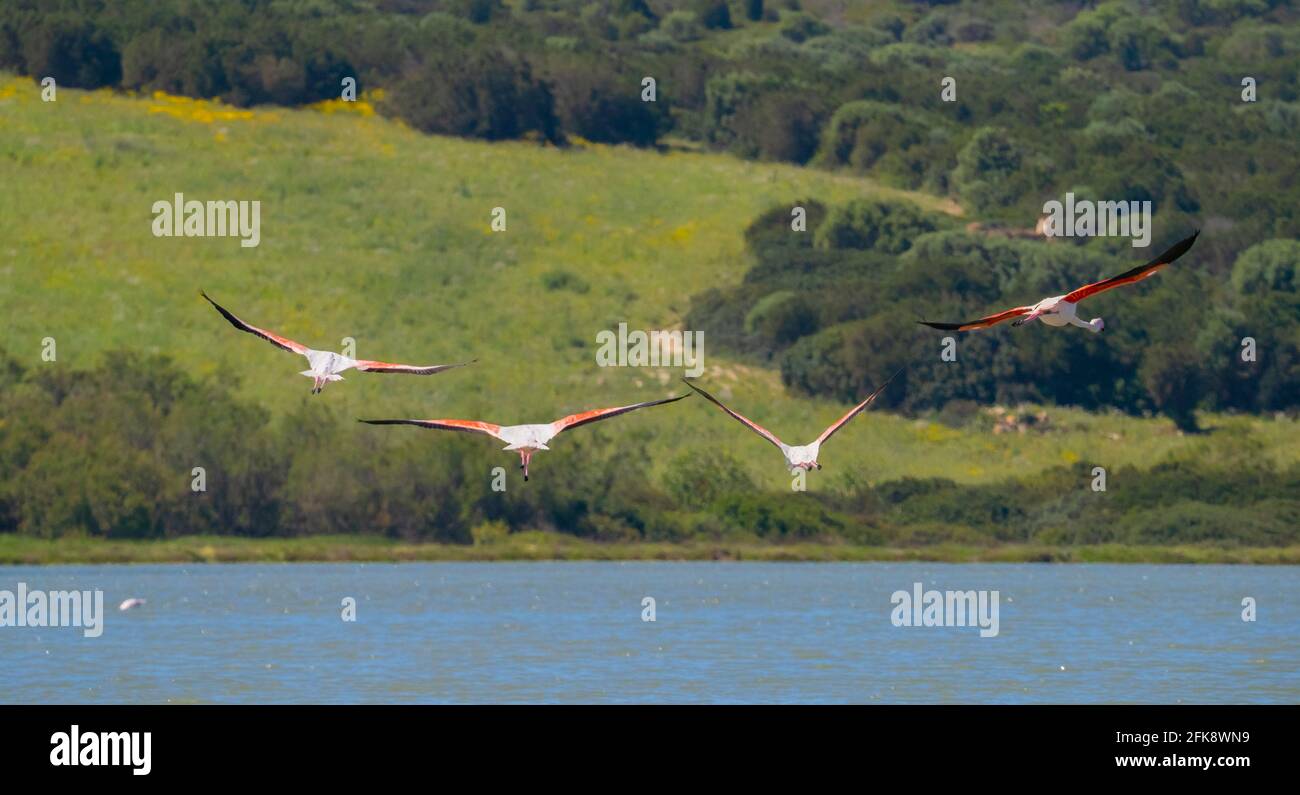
[779,441,823,472]
[684,371,900,475]
[919,231,1198,334]
[1033,296,1072,327]
[301,350,356,386]
[361,395,688,480]
[1018,294,1100,330]
[497,424,558,451]
[202,292,473,393]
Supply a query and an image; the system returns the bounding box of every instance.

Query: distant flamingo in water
[360,394,689,480]
[918,231,1199,333]
[202,291,474,393]
[682,370,901,474]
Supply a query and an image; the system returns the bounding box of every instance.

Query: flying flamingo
[359,394,689,480]
[202,291,473,393]
[682,371,901,474]
[918,231,1199,333]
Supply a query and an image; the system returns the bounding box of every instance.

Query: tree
[813,197,943,254]
[1231,239,1300,295]
[386,49,559,143]
[696,0,732,30]
[732,91,823,163]
[20,18,121,89]
[1139,343,1205,432]
[953,127,1024,214]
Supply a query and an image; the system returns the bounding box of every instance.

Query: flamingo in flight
[359,394,689,480]
[918,231,1199,333]
[682,370,901,474]
[202,292,473,394]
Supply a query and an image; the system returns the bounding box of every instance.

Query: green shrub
[813,197,944,254]
[1231,239,1300,295]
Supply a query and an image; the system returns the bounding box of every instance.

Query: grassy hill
[3,72,1299,501]
[2,73,1298,565]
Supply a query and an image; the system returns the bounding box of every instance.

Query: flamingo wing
[681,379,786,450]
[201,291,309,355]
[355,358,476,375]
[1064,230,1200,304]
[358,418,504,440]
[815,368,903,446]
[917,306,1033,332]
[550,394,689,436]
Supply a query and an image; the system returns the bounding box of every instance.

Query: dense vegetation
[1,350,1296,548]
[1,1,1297,556]
[4,1,1297,432]
[688,197,1300,431]
[1,1,1297,256]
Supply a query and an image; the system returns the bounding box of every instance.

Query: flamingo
[359,394,689,480]
[682,370,901,474]
[119,598,147,611]
[202,291,473,393]
[918,231,1199,333]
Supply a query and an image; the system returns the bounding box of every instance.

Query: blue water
[0,562,1296,704]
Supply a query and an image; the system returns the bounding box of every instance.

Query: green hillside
[2,73,1299,558]
[4,74,1299,488]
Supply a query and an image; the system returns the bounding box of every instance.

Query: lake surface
[1,562,1296,704]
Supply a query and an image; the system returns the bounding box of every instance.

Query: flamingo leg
[1012,309,1046,327]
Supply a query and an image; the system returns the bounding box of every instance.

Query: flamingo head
[1090,317,1105,333]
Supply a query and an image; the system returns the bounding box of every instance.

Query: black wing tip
[1159,229,1201,263]
[866,367,906,398]
[680,378,713,396]
[918,320,961,331]
[200,290,237,318]
[640,393,690,409]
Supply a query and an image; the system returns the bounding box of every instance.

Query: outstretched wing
[358,418,503,440]
[355,358,476,376]
[202,291,309,355]
[815,368,903,446]
[681,379,785,450]
[917,306,1033,332]
[551,394,689,436]
[1064,230,1200,304]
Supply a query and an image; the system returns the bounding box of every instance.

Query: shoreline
[1,534,1298,565]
